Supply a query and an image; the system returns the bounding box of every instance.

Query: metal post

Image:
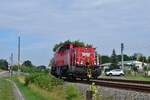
[86,90,93,100]
[10,53,13,76]
[121,43,124,69]
[18,35,21,72]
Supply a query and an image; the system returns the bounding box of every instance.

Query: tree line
[100,51,150,64]
[0,59,47,71]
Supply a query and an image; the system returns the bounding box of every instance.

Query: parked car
[105,69,124,76]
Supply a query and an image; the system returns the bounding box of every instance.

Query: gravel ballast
[65,82,150,100]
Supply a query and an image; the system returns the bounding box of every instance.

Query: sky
[0,0,150,65]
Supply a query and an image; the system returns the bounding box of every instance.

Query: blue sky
[0,0,150,65]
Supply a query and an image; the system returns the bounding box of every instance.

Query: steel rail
[97,78,150,85]
[66,79,150,93]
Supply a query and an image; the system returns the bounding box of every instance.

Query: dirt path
[0,71,25,100]
[0,71,9,78]
[11,80,25,100]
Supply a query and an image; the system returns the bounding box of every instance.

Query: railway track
[66,78,150,93]
[97,78,150,84]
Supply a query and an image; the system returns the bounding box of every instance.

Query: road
[0,71,10,78]
[0,71,24,100]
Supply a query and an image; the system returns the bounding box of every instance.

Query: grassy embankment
[100,71,150,81]
[125,74,150,81]
[0,78,15,100]
[12,74,84,100]
[0,69,3,72]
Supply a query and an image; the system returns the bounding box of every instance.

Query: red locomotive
[51,44,101,80]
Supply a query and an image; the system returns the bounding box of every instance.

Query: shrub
[21,66,40,73]
[124,69,131,76]
[12,65,49,74]
[24,73,41,86]
[0,59,8,70]
[66,85,81,100]
[143,66,148,72]
[24,73,64,91]
[12,65,18,71]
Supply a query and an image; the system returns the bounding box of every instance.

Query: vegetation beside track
[11,72,84,100]
[125,74,150,81]
[0,78,15,100]
[0,69,3,72]
[100,74,150,81]
[100,70,150,81]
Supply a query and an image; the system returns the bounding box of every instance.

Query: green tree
[100,55,110,64]
[37,65,46,70]
[143,56,147,63]
[147,56,150,63]
[137,56,147,63]
[0,59,8,70]
[53,40,94,52]
[117,54,131,61]
[132,65,138,76]
[22,60,33,67]
[132,53,143,61]
[110,49,119,69]
[130,55,137,61]
[143,66,148,77]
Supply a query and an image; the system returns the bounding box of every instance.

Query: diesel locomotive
[51,44,101,80]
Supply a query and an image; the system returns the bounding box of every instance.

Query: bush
[21,66,41,73]
[66,85,81,100]
[0,59,8,70]
[12,65,18,71]
[12,65,49,74]
[25,73,64,91]
[25,73,41,86]
[143,66,148,72]
[124,69,131,76]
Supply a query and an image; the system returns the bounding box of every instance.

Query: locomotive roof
[56,45,94,52]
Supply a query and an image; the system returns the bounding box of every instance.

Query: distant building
[118,60,147,70]
[101,60,148,71]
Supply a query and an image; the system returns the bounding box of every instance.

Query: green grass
[0,78,15,100]
[14,79,46,100]
[0,69,3,72]
[100,72,150,81]
[12,76,84,100]
[125,74,150,81]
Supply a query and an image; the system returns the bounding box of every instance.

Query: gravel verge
[65,82,150,100]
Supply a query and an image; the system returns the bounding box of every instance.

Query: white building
[118,60,148,70]
[101,60,148,71]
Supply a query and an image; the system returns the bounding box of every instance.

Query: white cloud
[0,0,150,64]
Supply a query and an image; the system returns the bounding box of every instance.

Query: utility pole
[121,43,124,69]
[10,53,13,76]
[18,35,21,72]
[10,53,13,66]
